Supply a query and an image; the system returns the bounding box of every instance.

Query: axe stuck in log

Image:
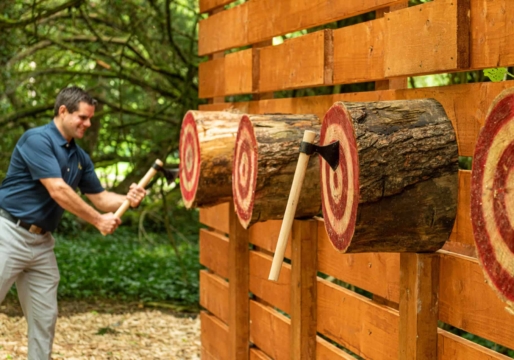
[101,159,178,235]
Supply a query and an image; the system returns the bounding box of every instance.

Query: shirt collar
[48,120,76,148]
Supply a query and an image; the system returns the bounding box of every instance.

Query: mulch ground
[0,295,200,359]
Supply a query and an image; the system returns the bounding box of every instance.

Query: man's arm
[40,178,121,234]
[86,183,147,213]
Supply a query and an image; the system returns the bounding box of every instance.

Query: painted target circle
[232,115,258,229]
[471,89,514,308]
[320,103,360,252]
[179,111,201,208]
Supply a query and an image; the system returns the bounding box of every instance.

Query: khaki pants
[0,217,59,360]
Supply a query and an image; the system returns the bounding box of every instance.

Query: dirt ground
[0,296,200,359]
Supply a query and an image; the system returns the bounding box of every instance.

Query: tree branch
[0,0,82,29]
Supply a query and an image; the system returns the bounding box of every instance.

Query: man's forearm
[50,183,103,226]
[92,191,126,213]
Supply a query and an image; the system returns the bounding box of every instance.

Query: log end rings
[179,111,201,209]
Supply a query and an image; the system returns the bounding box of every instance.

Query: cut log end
[232,115,258,229]
[320,104,360,252]
[179,111,201,209]
[471,87,514,308]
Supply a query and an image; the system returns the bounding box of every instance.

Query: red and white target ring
[232,115,258,229]
[179,111,201,208]
[320,104,360,252]
[471,89,514,308]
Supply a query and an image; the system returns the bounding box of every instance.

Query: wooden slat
[200,229,229,279]
[228,203,250,360]
[199,57,225,98]
[318,219,400,303]
[200,270,229,324]
[199,202,229,234]
[317,278,399,360]
[199,2,248,56]
[225,49,253,95]
[470,0,514,70]
[199,80,514,157]
[201,312,229,360]
[198,0,406,56]
[259,30,332,92]
[250,348,272,360]
[249,300,291,360]
[439,251,514,350]
[399,254,440,360]
[249,251,291,313]
[291,220,318,360]
[249,220,292,259]
[199,0,234,14]
[316,337,356,360]
[438,329,513,360]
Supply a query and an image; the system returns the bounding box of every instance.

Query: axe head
[152,163,179,184]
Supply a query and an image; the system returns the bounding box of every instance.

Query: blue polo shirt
[0,121,104,232]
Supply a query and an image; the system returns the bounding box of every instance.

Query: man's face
[60,101,95,140]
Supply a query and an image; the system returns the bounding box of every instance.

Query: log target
[232,114,321,229]
[320,100,459,253]
[179,110,242,208]
[471,87,514,309]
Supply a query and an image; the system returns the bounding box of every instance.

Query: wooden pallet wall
[197,0,514,359]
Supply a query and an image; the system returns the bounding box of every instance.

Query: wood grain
[438,329,513,360]
[249,220,292,259]
[199,202,229,234]
[249,301,290,360]
[200,270,229,324]
[199,0,234,14]
[200,229,229,279]
[201,311,229,359]
[199,57,225,99]
[250,348,272,360]
[225,49,253,95]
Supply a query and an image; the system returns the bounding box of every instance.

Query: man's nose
[84,119,91,128]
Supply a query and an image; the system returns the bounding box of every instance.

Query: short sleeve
[78,153,104,194]
[18,134,62,180]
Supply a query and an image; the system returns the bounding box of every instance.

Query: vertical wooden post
[399,253,440,360]
[253,40,274,101]
[290,219,318,360]
[229,202,250,360]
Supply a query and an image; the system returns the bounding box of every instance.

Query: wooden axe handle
[101,159,163,235]
[268,131,316,281]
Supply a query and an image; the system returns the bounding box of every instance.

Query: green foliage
[10,229,202,305]
[484,67,514,82]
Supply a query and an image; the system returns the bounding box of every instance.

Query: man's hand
[127,183,147,208]
[95,213,121,235]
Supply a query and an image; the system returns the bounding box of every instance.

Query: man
[0,86,146,359]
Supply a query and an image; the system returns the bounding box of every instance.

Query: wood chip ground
[0,297,200,359]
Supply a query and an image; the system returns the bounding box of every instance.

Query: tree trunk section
[320,99,458,253]
[232,114,321,229]
[179,110,241,208]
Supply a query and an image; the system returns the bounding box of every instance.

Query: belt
[0,208,47,235]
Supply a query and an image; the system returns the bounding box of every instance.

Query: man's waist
[0,208,48,235]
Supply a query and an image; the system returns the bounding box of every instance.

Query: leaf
[484,67,508,82]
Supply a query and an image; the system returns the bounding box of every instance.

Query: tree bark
[232,114,321,229]
[320,99,458,253]
[179,110,242,208]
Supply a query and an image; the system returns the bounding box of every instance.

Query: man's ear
[58,105,68,117]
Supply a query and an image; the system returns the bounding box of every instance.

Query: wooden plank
[318,219,401,303]
[250,348,272,360]
[249,300,290,360]
[249,251,291,313]
[199,57,225,99]
[199,0,234,14]
[438,329,513,360]
[225,49,253,95]
[199,202,229,234]
[385,0,470,77]
[200,270,229,324]
[317,279,399,360]
[316,337,356,360]
[199,101,254,113]
[228,202,250,360]
[249,220,292,259]
[470,0,514,70]
[201,311,229,360]
[439,251,514,350]
[259,30,331,92]
[399,253,440,360]
[198,2,248,56]
[200,229,229,279]
[291,220,318,360]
